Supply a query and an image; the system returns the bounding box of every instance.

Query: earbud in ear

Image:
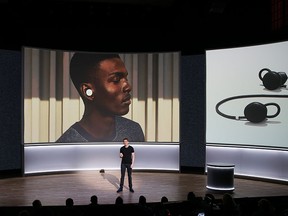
[244,102,280,123]
[259,68,287,90]
[86,89,93,97]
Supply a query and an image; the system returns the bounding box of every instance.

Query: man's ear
[80,83,94,100]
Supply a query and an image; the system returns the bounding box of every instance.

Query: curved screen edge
[24,143,180,175]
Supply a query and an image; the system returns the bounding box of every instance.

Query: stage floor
[0,171,287,207]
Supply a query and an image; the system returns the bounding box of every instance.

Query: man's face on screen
[91,58,132,116]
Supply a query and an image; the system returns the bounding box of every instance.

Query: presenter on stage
[56,52,145,143]
[117,137,135,193]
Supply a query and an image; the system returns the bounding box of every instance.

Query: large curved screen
[23,47,180,144]
[206,40,288,149]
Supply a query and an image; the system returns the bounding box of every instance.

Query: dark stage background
[0,0,288,175]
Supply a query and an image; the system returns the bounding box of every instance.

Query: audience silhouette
[89,195,98,206]
[9,193,288,216]
[219,193,239,216]
[153,196,172,216]
[161,196,169,203]
[202,193,219,216]
[136,195,153,216]
[60,198,83,216]
[115,196,124,205]
[252,198,276,216]
[31,199,53,216]
[83,195,101,216]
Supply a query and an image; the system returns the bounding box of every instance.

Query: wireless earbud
[215,94,288,123]
[259,68,287,90]
[244,102,280,123]
[86,89,93,97]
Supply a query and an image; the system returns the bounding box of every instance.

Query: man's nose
[123,80,132,92]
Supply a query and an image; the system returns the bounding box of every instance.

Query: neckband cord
[215,94,288,120]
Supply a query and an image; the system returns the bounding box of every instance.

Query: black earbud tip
[244,102,267,123]
[263,72,282,90]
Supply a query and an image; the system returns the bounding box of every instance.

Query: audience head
[115,196,123,205]
[222,193,236,207]
[221,193,239,215]
[161,196,169,203]
[32,199,42,208]
[138,195,147,205]
[66,198,74,207]
[257,198,275,213]
[90,195,98,205]
[187,191,196,201]
[204,193,215,203]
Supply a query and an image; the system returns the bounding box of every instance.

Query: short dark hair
[139,195,146,204]
[115,196,123,204]
[66,198,74,207]
[70,52,120,94]
[123,137,129,142]
[32,199,42,208]
[90,195,98,204]
[161,196,169,203]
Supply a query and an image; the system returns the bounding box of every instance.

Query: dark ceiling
[2,0,288,54]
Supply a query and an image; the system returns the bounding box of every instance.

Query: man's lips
[122,94,131,105]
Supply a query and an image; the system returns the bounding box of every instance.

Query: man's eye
[112,75,121,82]
[110,72,128,83]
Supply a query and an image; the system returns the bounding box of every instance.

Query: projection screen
[22,47,180,174]
[206,40,288,149]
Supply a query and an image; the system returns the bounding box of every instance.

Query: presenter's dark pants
[119,163,132,189]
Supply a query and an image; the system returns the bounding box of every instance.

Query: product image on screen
[23,47,180,144]
[206,40,288,149]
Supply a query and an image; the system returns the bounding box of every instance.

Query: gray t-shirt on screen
[56,116,145,143]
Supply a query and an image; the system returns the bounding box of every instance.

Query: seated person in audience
[31,199,53,216]
[161,196,169,203]
[61,198,83,216]
[219,193,239,216]
[252,198,276,216]
[202,193,220,215]
[83,195,101,216]
[179,191,203,216]
[89,195,98,206]
[136,195,153,216]
[115,196,124,205]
